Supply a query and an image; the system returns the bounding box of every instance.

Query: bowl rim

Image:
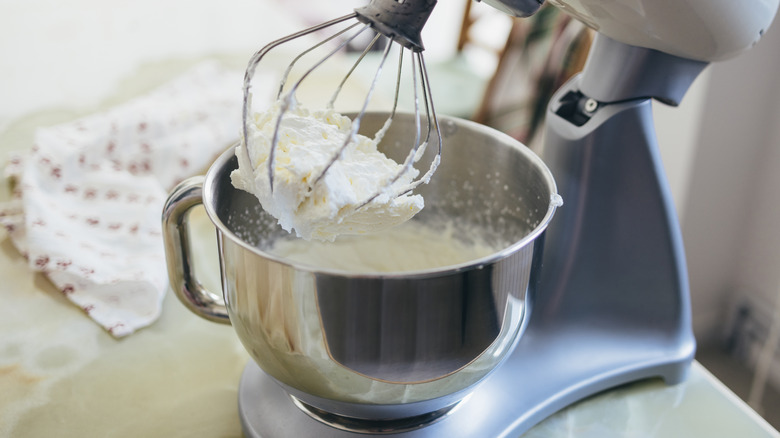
[203,112,559,279]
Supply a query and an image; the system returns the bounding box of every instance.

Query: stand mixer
[162,0,779,436]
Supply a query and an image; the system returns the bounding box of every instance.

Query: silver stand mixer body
[237,34,705,437]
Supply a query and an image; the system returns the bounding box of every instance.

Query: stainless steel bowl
[162,112,559,420]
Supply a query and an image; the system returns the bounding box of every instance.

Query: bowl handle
[162,176,231,324]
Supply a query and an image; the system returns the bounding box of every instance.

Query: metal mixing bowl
[162,112,559,420]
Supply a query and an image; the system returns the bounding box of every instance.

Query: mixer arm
[535,34,706,343]
[354,0,437,51]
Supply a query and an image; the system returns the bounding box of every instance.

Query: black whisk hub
[355,0,437,51]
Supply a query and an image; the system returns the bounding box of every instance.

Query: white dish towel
[0,62,244,337]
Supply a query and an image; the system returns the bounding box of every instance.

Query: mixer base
[238,322,694,437]
[288,395,461,434]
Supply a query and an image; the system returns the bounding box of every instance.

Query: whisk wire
[389,47,404,119]
[329,32,384,109]
[367,43,404,146]
[409,51,442,189]
[358,49,442,207]
[278,20,363,101]
[242,3,441,205]
[267,22,373,192]
[368,45,404,143]
[310,35,395,188]
[242,13,359,191]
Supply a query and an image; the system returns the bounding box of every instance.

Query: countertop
[1,1,779,437]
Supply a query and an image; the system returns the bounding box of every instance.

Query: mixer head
[240,0,442,209]
[354,0,436,51]
[487,0,778,61]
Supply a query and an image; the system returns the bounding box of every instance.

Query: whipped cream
[269,220,498,273]
[231,100,424,241]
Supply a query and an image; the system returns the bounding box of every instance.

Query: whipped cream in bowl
[164,110,560,419]
[231,100,431,242]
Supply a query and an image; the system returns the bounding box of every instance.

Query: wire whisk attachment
[235,0,442,241]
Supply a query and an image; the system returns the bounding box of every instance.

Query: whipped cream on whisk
[231,101,424,242]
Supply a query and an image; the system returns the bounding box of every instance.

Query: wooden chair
[462,3,594,150]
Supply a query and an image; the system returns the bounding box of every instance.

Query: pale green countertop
[1,209,778,438]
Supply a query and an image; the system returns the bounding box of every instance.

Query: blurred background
[1,0,779,428]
